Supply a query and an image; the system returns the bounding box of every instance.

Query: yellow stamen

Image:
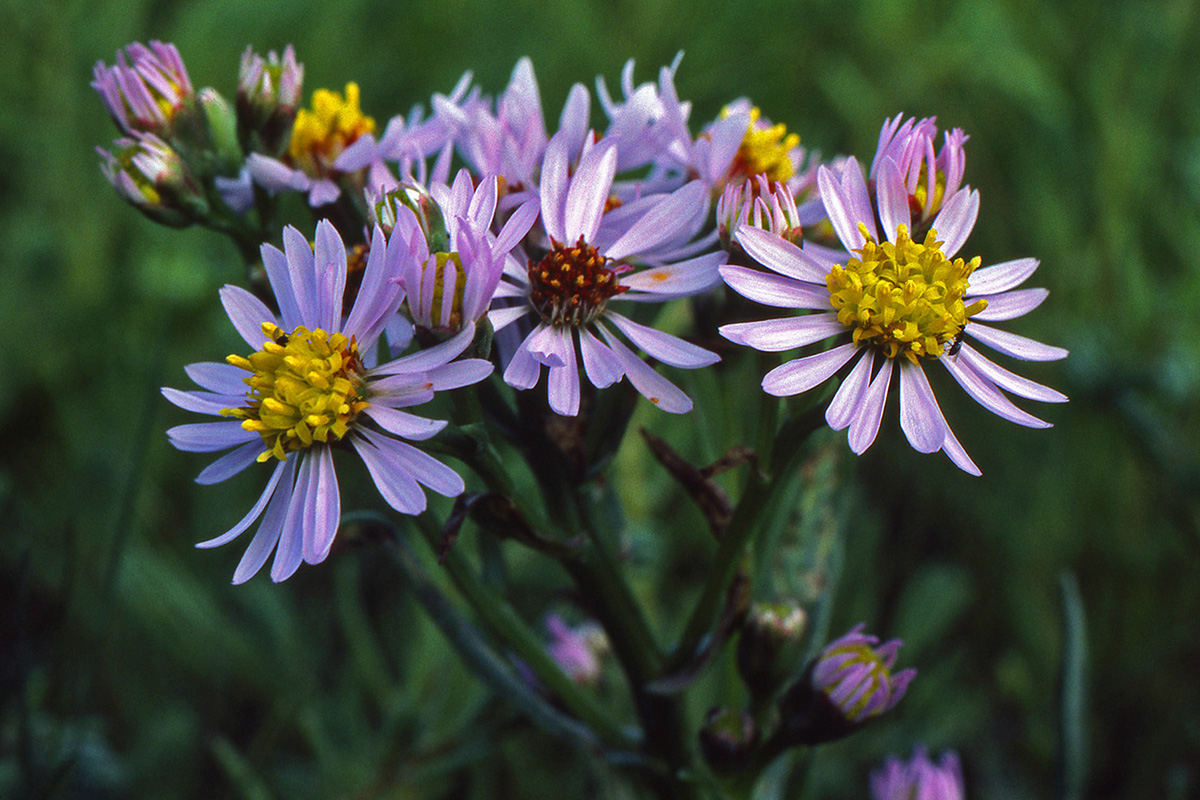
[826,224,987,362]
[726,106,800,184]
[287,83,376,178]
[222,323,369,462]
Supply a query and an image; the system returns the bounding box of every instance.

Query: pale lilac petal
[184,361,247,394]
[942,355,1052,428]
[875,157,911,242]
[606,180,708,262]
[494,197,540,254]
[607,313,719,368]
[161,387,239,416]
[196,459,287,549]
[270,454,312,582]
[261,243,303,330]
[826,349,875,431]
[540,131,570,243]
[848,358,894,454]
[488,304,531,332]
[430,359,493,390]
[761,342,858,397]
[967,257,1040,295]
[526,324,569,368]
[168,421,257,453]
[370,376,434,408]
[371,322,477,376]
[898,361,945,453]
[719,313,844,352]
[282,225,319,326]
[735,226,829,284]
[312,220,348,331]
[968,323,1069,361]
[940,423,981,476]
[599,326,692,413]
[467,175,499,232]
[957,344,1067,402]
[619,251,726,297]
[230,460,296,584]
[970,288,1048,322]
[503,332,544,390]
[303,446,341,564]
[364,405,447,440]
[247,153,310,193]
[331,132,377,171]
[579,327,624,389]
[546,330,581,416]
[386,439,466,497]
[352,431,428,513]
[219,285,273,349]
[931,188,979,258]
[308,179,341,207]
[719,265,832,309]
[344,226,399,343]
[564,140,618,243]
[195,440,262,485]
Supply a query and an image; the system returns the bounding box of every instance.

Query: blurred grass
[2,0,1199,797]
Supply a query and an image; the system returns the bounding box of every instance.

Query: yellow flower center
[223,323,369,462]
[728,106,800,184]
[826,224,987,362]
[286,83,376,178]
[911,169,948,222]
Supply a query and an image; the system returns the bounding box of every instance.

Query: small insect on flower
[946,324,966,359]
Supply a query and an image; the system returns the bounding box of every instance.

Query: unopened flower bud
[777,623,915,745]
[717,176,804,251]
[871,747,964,800]
[698,707,759,773]
[92,41,195,138]
[736,601,807,696]
[371,183,447,250]
[545,614,607,685]
[237,45,304,157]
[199,88,243,171]
[98,132,207,226]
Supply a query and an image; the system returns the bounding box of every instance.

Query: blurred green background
[3,0,1199,797]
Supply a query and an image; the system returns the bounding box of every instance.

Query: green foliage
[3,0,1199,797]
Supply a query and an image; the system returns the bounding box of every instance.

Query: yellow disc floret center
[287,83,376,178]
[729,106,800,184]
[223,323,369,462]
[826,224,987,362]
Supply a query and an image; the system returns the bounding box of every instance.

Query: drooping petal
[303,445,341,565]
[939,422,982,476]
[760,342,858,397]
[719,313,844,352]
[384,439,466,497]
[196,459,287,549]
[826,349,875,431]
[270,453,312,582]
[898,361,945,453]
[525,323,569,368]
[579,327,624,389]
[546,330,581,416]
[607,313,719,368]
[503,331,544,390]
[352,433,428,515]
[599,326,692,413]
[848,357,894,454]
[230,459,296,584]
[967,322,1069,361]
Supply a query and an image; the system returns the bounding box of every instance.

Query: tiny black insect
[946,326,966,358]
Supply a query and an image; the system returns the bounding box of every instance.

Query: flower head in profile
[164,220,491,583]
[92,41,194,138]
[720,124,1067,473]
[491,130,725,416]
[778,623,915,745]
[870,114,967,229]
[390,169,539,334]
[247,83,384,206]
[236,44,304,157]
[97,132,206,226]
[872,747,965,800]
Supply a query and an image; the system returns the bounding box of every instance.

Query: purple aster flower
[720,147,1067,474]
[544,614,607,685]
[391,169,539,333]
[92,41,194,137]
[870,114,968,228]
[247,82,389,206]
[490,130,725,416]
[163,220,492,583]
[872,747,965,800]
[811,623,916,724]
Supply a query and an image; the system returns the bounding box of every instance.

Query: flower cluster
[94,43,1070,583]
